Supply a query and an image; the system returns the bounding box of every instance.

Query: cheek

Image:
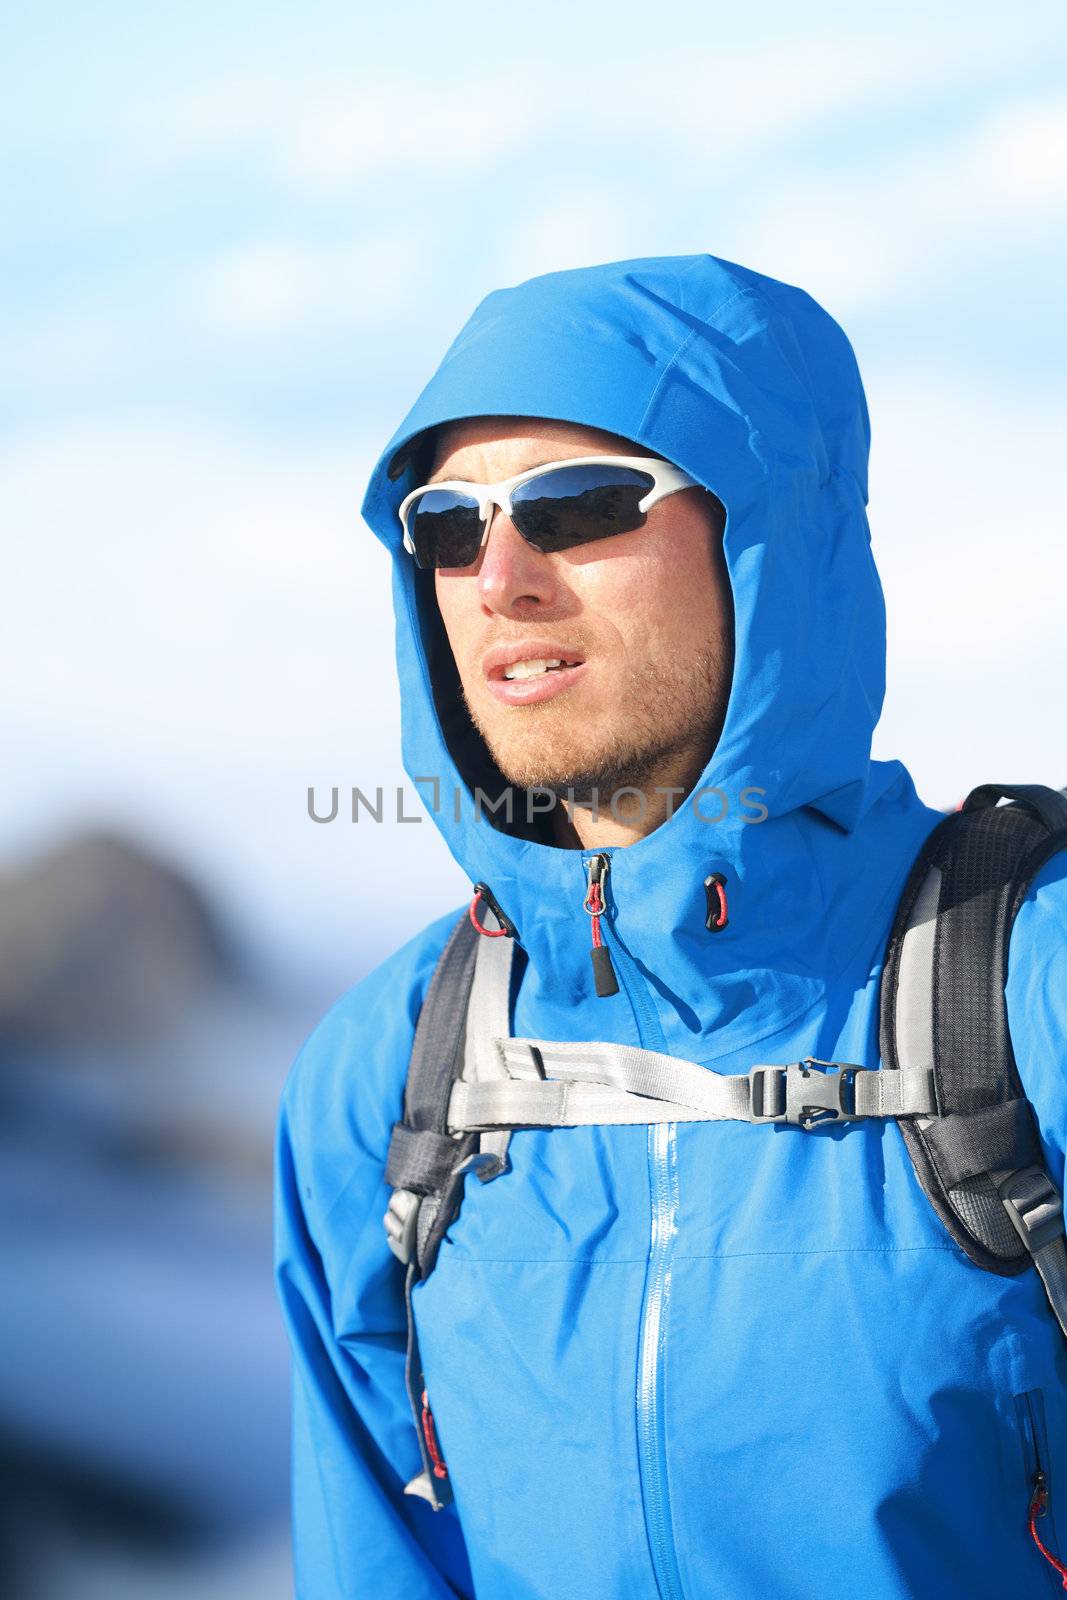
[434,576,478,662]
[645,532,729,646]
[580,547,721,655]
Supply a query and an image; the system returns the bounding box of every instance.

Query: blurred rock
[0,829,229,1051]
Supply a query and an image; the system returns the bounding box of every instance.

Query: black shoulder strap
[382,896,519,1509]
[880,782,1067,1289]
[381,907,480,1510]
[385,906,481,1252]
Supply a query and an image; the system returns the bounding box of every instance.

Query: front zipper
[581,852,686,1600]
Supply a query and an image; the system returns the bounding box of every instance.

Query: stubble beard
[460,643,732,803]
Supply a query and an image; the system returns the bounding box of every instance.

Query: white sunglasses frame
[397,453,702,565]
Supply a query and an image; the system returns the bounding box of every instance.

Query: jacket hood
[359,253,934,1043]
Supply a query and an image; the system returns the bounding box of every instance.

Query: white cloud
[979,97,1067,207]
[734,93,1067,314]
[278,79,543,191]
[136,27,1045,197]
[632,32,1005,165]
[201,243,324,331]
[0,421,378,740]
[493,188,653,283]
[869,375,1067,803]
[143,71,546,192]
[196,226,423,331]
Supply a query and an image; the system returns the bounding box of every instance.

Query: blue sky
[3,3,1066,984]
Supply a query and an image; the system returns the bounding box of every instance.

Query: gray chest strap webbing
[448,1038,938,1130]
[451,926,938,1132]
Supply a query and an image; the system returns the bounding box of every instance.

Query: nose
[476,505,561,617]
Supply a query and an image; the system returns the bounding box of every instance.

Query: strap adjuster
[384,1188,422,1264]
[999,1166,1066,1254]
[749,1060,862,1130]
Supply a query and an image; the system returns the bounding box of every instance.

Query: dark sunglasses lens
[407,490,484,569]
[511,465,655,552]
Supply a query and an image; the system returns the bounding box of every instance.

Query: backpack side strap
[381,908,479,1510]
[382,904,517,1508]
[880,782,1067,1334]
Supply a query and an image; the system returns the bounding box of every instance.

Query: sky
[3,1,1066,990]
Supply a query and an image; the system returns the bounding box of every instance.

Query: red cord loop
[704,872,729,932]
[469,888,508,937]
[583,881,604,946]
[420,1389,449,1480]
[1029,1482,1067,1586]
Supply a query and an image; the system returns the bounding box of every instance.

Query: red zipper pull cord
[469,882,513,938]
[704,871,729,931]
[1029,1474,1067,1587]
[420,1389,449,1481]
[583,854,619,998]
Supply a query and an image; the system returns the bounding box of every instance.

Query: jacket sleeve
[273,911,474,1600]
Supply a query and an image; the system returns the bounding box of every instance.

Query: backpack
[382,783,1067,1514]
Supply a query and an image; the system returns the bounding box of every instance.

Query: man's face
[428,415,734,799]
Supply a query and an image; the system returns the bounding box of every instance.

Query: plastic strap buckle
[999,1167,1066,1254]
[749,1060,861,1130]
[384,1188,422,1265]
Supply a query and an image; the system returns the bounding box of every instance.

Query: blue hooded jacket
[274,254,1067,1599]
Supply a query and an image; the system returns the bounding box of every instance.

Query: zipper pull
[1031,1471,1050,1521]
[583,853,620,998]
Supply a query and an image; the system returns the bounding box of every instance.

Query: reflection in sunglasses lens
[410,490,483,569]
[512,466,654,552]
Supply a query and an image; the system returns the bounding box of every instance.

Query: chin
[487,727,627,794]
[477,724,581,789]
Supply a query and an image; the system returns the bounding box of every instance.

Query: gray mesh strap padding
[462,927,515,1175]
[880,784,1067,1342]
[398,911,481,1136]
[383,909,481,1269]
[385,1124,462,1193]
[922,1100,1045,1188]
[886,846,1038,1267]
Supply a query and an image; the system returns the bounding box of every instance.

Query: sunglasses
[397,454,702,570]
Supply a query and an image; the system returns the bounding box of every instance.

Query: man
[274,254,1067,1599]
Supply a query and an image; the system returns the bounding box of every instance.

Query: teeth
[503,657,564,680]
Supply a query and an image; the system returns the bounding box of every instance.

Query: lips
[482,640,586,682]
[481,640,588,707]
